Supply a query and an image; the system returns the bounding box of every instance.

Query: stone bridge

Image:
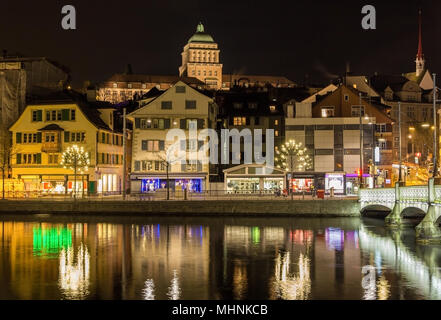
[359,178,441,243]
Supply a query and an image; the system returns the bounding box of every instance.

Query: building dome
[188,22,215,44]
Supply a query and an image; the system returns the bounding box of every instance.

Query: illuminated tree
[61,145,90,198]
[275,140,312,199]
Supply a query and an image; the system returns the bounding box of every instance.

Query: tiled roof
[28,90,112,131]
[104,74,205,85]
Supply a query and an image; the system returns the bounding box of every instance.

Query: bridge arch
[361,205,391,218]
[401,206,427,219]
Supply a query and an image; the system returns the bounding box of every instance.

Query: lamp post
[359,93,364,188]
[398,102,402,184]
[432,73,439,178]
[122,108,127,200]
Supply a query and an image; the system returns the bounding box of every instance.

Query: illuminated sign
[375,147,380,163]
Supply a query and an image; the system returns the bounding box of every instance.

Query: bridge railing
[359,188,395,204]
[400,186,428,203]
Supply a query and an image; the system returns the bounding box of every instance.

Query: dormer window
[269,105,276,112]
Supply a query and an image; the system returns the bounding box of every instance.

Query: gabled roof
[26,90,112,131]
[369,74,409,93]
[128,81,213,118]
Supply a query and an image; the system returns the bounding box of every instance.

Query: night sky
[1,0,440,87]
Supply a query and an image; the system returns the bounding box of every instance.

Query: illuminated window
[233,117,247,126]
[321,107,335,118]
[113,83,117,88]
[275,131,279,137]
[275,120,279,126]
[128,83,132,89]
[269,105,276,112]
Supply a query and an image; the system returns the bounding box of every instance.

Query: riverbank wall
[0,199,361,217]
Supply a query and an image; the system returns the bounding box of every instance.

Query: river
[0,214,440,300]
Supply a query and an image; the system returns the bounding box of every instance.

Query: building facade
[179,23,223,90]
[9,92,125,196]
[128,81,218,194]
[97,74,204,104]
[285,85,393,194]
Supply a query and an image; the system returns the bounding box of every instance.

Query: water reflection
[273,251,311,300]
[167,271,181,300]
[0,218,440,300]
[142,279,155,300]
[59,243,90,300]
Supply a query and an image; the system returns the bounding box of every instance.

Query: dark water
[0,214,441,300]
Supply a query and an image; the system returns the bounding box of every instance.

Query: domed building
[179,23,223,90]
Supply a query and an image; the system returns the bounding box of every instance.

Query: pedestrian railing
[0,189,357,202]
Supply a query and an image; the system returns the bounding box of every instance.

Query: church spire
[415,8,425,77]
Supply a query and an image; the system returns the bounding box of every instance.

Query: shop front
[131,173,208,194]
[325,173,345,195]
[141,178,203,193]
[289,173,326,194]
[224,164,286,194]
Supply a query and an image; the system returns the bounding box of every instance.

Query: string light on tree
[275,140,312,200]
[61,145,90,198]
[275,140,312,172]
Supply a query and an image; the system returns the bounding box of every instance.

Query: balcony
[42,142,61,153]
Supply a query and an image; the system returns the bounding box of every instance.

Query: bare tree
[0,126,17,200]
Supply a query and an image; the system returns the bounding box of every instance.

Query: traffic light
[356,168,362,177]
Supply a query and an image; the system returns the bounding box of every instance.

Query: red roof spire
[417,8,424,60]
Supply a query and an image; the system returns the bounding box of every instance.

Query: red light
[416,152,421,158]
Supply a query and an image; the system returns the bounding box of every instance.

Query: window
[19,153,41,164]
[344,95,349,102]
[275,130,279,137]
[161,101,172,110]
[186,100,197,109]
[321,106,335,118]
[275,120,279,126]
[21,133,40,144]
[48,154,59,164]
[71,109,76,121]
[32,110,42,122]
[142,84,146,89]
[233,117,247,126]
[269,105,276,112]
[233,103,243,109]
[248,102,257,109]
[128,83,132,89]
[376,124,387,133]
[45,133,55,143]
[407,106,415,119]
[113,83,117,88]
[142,140,164,152]
[176,86,186,93]
[70,132,86,143]
[351,105,365,117]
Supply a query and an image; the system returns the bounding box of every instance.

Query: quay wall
[0,200,361,217]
